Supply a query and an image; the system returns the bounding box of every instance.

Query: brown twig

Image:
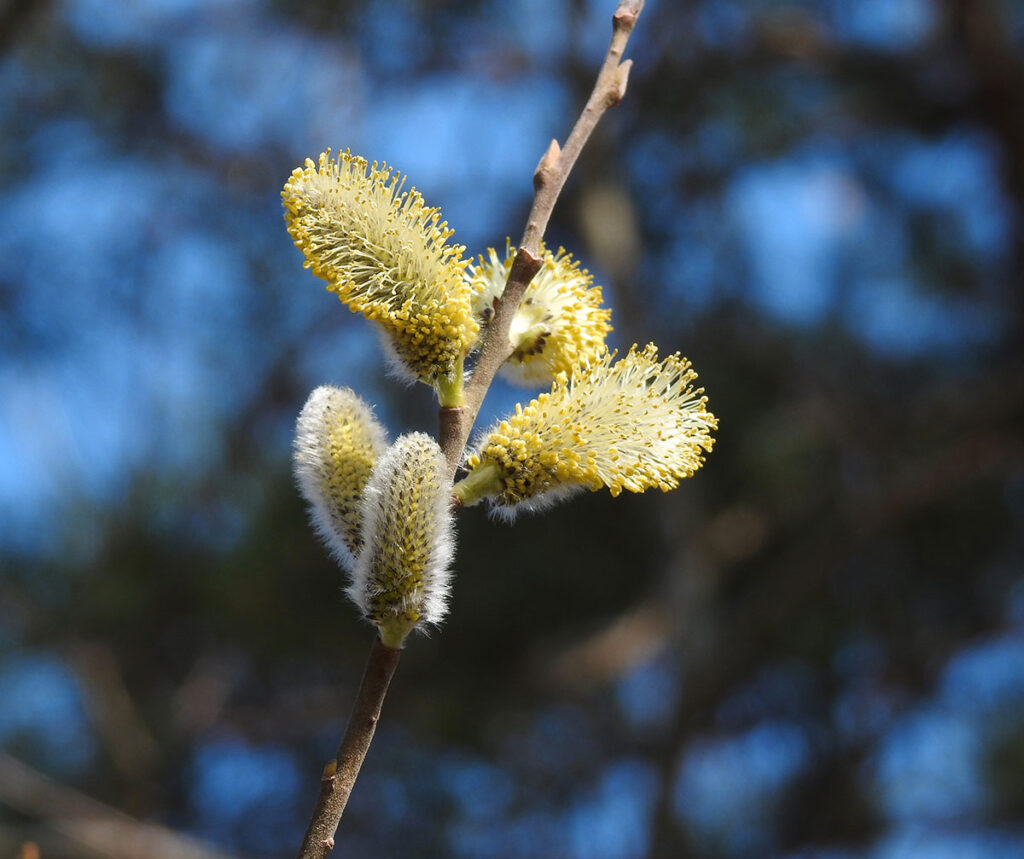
[442,0,646,478]
[438,406,467,473]
[297,3,646,855]
[297,637,401,859]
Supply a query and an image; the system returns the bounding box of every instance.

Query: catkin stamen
[462,344,717,516]
[466,241,612,386]
[350,433,455,647]
[283,150,478,388]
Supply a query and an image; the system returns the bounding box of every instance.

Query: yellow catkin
[282,150,478,386]
[293,386,389,569]
[466,241,612,386]
[464,344,717,514]
[351,433,454,646]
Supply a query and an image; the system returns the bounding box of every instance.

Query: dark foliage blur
[1,0,1023,857]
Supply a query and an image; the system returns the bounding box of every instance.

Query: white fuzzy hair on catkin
[349,432,454,631]
[293,386,389,571]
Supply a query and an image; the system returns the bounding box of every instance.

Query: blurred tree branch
[0,753,237,859]
[67,643,160,784]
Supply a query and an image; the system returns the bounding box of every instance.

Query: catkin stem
[452,463,502,507]
[436,356,466,407]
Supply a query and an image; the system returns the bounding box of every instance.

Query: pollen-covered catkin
[293,386,389,570]
[282,150,477,390]
[460,344,717,516]
[466,241,611,386]
[350,433,454,647]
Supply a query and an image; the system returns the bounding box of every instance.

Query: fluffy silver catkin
[349,432,454,647]
[293,386,389,571]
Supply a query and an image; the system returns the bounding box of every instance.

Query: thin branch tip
[613,0,644,31]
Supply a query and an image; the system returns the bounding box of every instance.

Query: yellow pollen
[465,241,612,386]
[466,344,717,510]
[282,150,478,385]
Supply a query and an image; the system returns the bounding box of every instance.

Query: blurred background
[1,0,1023,856]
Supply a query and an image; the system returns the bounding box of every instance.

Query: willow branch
[298,4,647,854]
[297,638,401,859]
[441,0,646,479]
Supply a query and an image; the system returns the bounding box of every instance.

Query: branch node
[607,60,633,107]
[533,139,562,190]
[613,0,644,32]
[612,11,636,32]
[510,246,543,281]
[322,837,334,850]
